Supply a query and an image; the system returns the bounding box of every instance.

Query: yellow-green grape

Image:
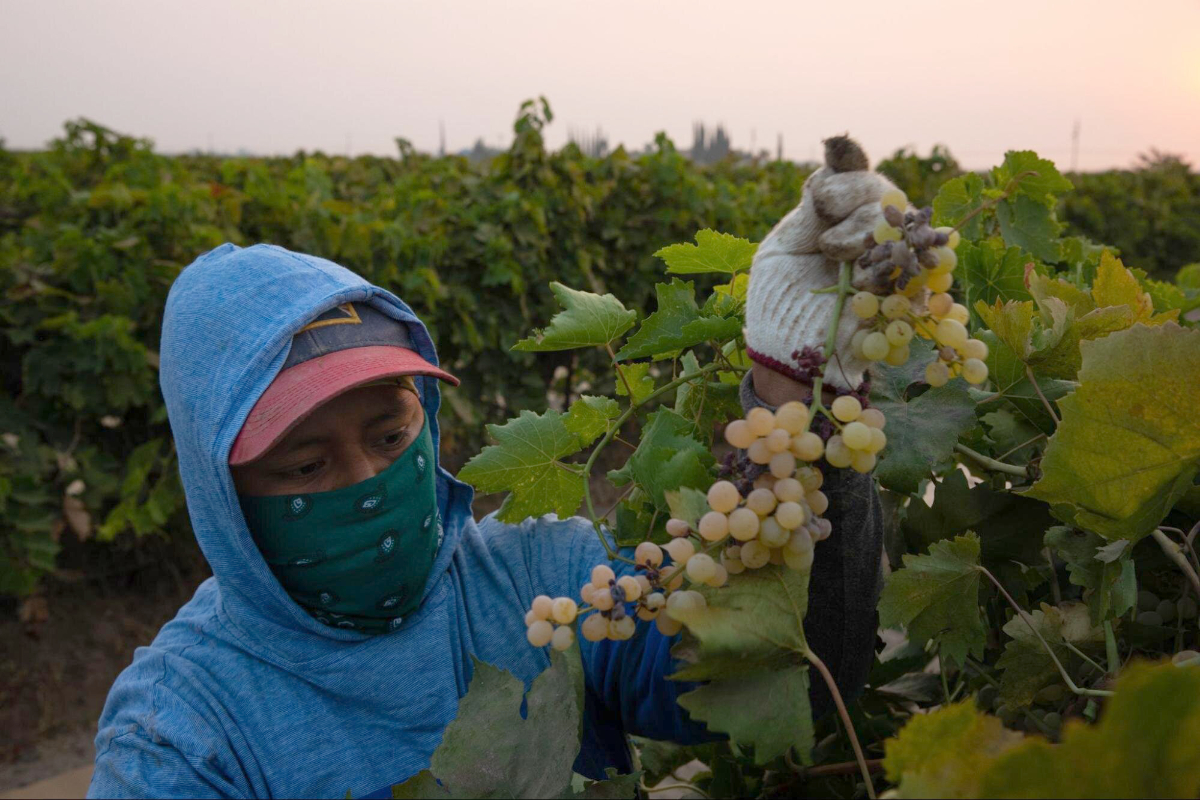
[707,563,729,588]
[927,292,954,317]
[698,510,730,542]
[850,450,877,473]
[581,612,609,642]
[851,329,869,358]
[721,546,746,574]
[551,597,578,624]
[580,583,595,605]
[783,546,814,573]
[862,332,890,361]
[616,575,642,602]
[925,360,950,387]
[765,427,792,453]
[745,407,776,437]
[768,451,797,479]
[866,426,887,454]
[936,318,969,349]
[881,293,911,320]
[644,592,666,611]
[851,291,880,319]
[831,395,862,422]
[728,507,760,541]
[962,358,989,384]
[774,401,810,434]
[961,338,989,360]
[655,613,683,637]
[723,419,755,449]
[860,408,886,429]
[666,589,707,621]
[526,619,554,647]
[550,624,575,651]
[775,501,806,530]
[842,421,872,451]
[746,487,778,516]
[747,438,773,465]
[666,518,690,538]
[874,221,902,243]
[759,516,790,548]
[797,466,823,491]
[524,609,539,627]
[591,588,615,611]
[936,226,961,249]
[807,490,829,515]
[785,527,814,555]
[927,271,953,293]
[884,344,910,366]
[664,538,695,564]
[886,320,914,347]
[685,553,717,583]
[790,432,825,461]
[530,594,553,620]
[946,303,970,325]
[931,246,957,274]
[824,436,854,468]
[635,541,664,568]
[666,572,684,591]
[707,480,740,514]
[881,188,908,210]
[636,574,652,596]
[773,477,804,503]
[739,539,771,569]
[609,615,636,640]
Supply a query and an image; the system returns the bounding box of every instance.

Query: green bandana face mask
[238,417,441,635]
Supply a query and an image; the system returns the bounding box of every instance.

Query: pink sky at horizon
[2,0,1199,171]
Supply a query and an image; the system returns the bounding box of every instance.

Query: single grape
[722,552,746,574]
[616,575,642,603]
[931,246,957,273]
[728,507,761,541]
[1157,598,1177,623]
[860,408,886,429]
[609,615,636,640]
[667,572,683,591]
[831,395,862,422]
[580,583,595,604]
[785,527,814,555]
[773,477,804,503]
[664,538,695,564]
[745,407,776,437]
[739,539,771,569]
[851,329,869,358]
[1042,712,1062,731]
[666,517,690,538]
[884,343,910,366]
[1173,649,1200,665]
[851,291,880,320]
[1137,610,1164,626]
[759,516,790,548]
[862,332,890,361]
[884,321,912,348]
[824,436,853,469]
[927,271,953,293]
[644,591,666,610]
[581,612,609,642]
[666,589,707,621]
[775,501,806,530]
[686,553,717,584]
[635,541,664,568]
[526,619,554,647]
[935,226,961,249]
[746,438,773,465]
[1137,590,1160,612]
[866,426,887,454]
[551,624,575,651]
[807,490,829,516]
[698,510,730,542]
[936,318,969,349]
[874,221,902,243]
[774,401,810,434]
[530,595,553,620]
[746,487,778,515]
[842,421,872,450]
[707,563,729,587]
[591,588,615,611]
[636,574,652,594]
[962,358,989,384]
[765,427,792,453]
[815,518,833,541]
[636,606,658,621]
[524,609,539,627]
[723,419,756,449]
[927,292,954,317]
[790,431,825,461]
[946,303,970,325]
[960,338,989,361]
[655,613,683,636]
[797,466,824,491]
[881,294,911,320]
[925,361,950,387]
[850,450,877,473]
[768,451,797,479]
[881,188,907,210]
[783,546,814,573]
[551,597,578,624]
[707,480,740,513]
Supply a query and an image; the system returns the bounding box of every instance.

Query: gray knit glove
[744,137,902,390]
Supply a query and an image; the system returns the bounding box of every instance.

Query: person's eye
[377,430,410,449]
[278,460,324,480]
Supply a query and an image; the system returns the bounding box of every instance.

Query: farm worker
[89,137,892,799]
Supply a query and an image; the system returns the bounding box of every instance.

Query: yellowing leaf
[1092,251,1178,325]
[996,602,1103,708]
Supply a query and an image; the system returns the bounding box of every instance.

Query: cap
[229,302,459,465]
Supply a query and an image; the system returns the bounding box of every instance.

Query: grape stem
[804,648,877,799]
[1151,528,1200,599]
[954,443,1030,479]
[949,170,1039,234]
[1026,366,1061,424]
[606,343,636,401]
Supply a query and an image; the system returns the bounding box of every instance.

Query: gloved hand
[744,136,904,392]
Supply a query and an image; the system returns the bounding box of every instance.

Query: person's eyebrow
[362,403,415,430]
[273,433,331,457]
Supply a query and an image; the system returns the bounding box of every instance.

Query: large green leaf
[878,534,985,667]
[932,173,987,240]
[991,150,1074,206]
[976,330,1076,434]
[513,282,637,352]
[1044,526,1136,624]
[614,362,656,405]
[616,279,741,361]
[995,195,1062,263]
[672,565,814,764]
[654,229,756,275]
[563,395,621,447]
[458,410,587,523]
[959,238,1032,314]
[606,408,714,511]
[995,601,1104,708]
[1027,324,1200,541]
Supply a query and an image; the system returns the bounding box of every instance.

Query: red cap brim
[229,345,459,465]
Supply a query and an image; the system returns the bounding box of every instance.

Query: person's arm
[89,728,247,800]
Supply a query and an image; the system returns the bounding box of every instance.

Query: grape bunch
[850,189,990,387]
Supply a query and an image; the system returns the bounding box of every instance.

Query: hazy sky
[3,0,1199,170]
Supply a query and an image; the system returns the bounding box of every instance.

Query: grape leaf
[570,769,640,799]
[664,486,710,529]
[975,299,1036,361]
[563,395,621,447]
[1027,323,1200,541]
[991,150,1074,206]
[995,195,1063,263]
[614,362,656,405]
[878,534,985,667]
[616,279,741,361]
[654,229,757,275]
[1025,300,1133,380]
[959,238,1032,314]
[458,410,586,523]
[1028,270,1096,315]
[996,601,1104,708]
[932,173,987,240]
[674,350,743,441]
[1092,251,1179,325]
[606,408,714,511]
[975,330,1076,434]
[671,565,815,764]
[883,701,1023,799]
[1044,526,1136,624]
[980,407,1043,463]
[513,282,637,352]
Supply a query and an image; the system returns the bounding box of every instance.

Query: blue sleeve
[88,729,246,800]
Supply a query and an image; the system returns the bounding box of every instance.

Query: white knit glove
[744,136,903,391]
